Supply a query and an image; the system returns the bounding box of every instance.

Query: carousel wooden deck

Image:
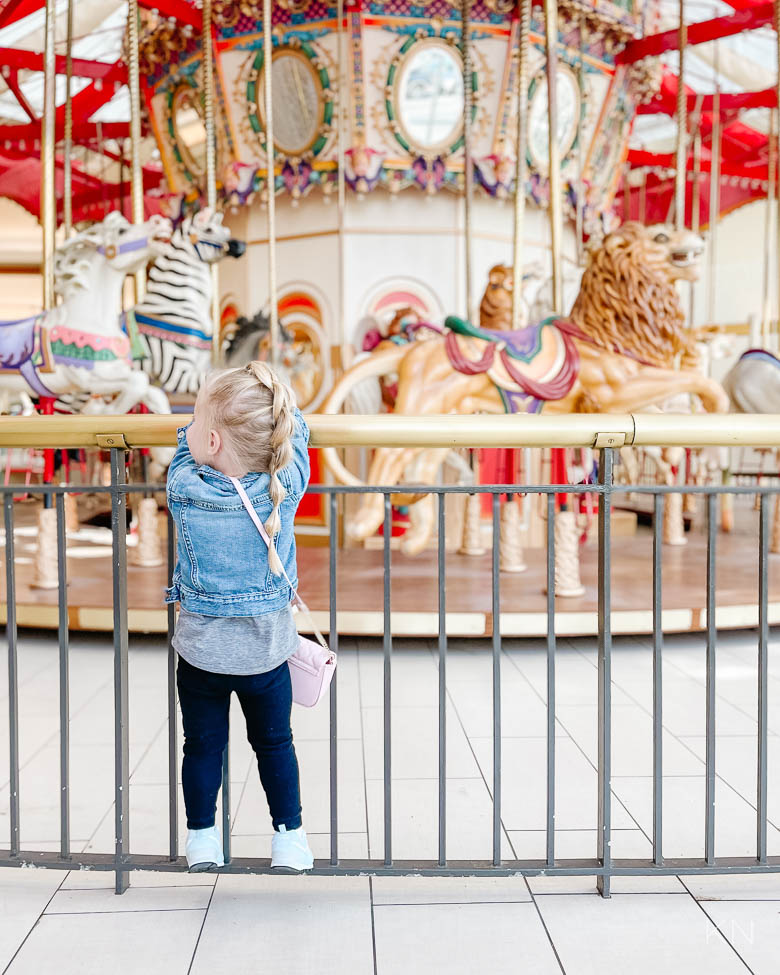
[1,507,778,637]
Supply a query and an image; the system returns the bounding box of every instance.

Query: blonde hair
[203,361,296,575]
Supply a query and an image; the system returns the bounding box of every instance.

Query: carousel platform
[1,508,778,637]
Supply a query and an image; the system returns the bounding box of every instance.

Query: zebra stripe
[132,225,219,394]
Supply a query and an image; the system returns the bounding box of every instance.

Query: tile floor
[1,628,780,973]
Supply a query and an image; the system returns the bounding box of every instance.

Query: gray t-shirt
[172,603,298,676]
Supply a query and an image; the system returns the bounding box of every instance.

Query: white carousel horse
[0,211,172,416]
[130,209,245,395]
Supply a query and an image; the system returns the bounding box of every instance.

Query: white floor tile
[5,908,204,975]
[361,704,481,780]
[470,736,635,831]
[372,874,531,904]
[508,827,653,861]
[0,869,65,971]
[373,902,562,975]
[528,874,686,895]
[698,899,780,974]
[44,884,211,913]
[366,777,496,861]
[536,892,751,974]
[61,868,214,890]
[611,775,779,859]
[683,873,780,901]
[189,875,373,975]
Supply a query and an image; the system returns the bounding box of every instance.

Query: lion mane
[569,221,696,369]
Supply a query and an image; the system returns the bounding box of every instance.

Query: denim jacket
[165,408,310,616]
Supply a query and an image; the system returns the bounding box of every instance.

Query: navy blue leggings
[176,655,302,831]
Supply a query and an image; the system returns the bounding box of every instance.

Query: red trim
[617,3,773,64]
[0,48,126,80]
[0,0,37,30]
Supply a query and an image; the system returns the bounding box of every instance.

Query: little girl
[166,361,314,873]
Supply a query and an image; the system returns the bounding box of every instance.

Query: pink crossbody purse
[229,476,336,708]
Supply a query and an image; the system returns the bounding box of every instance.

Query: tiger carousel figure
[322,222,730,588]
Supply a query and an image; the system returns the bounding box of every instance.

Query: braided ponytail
[202,360,298,576]
[244,361,295,575]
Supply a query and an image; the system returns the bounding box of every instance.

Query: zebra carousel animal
[130,209,245,395]
[0,211,172,416]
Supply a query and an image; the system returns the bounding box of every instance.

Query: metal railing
[0,413,779,898]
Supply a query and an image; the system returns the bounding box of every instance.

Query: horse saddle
[0,312,55,396]
[443,315,579,403]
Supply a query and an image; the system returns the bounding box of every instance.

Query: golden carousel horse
[323,222,730,554]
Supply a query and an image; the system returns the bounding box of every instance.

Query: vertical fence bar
[4,496,19,857]
[329,492,339,866]
[758,493,769,863]
[438,493,447,866]
[56,492,70,859]
[492,494,502,866]
[546,492,556,867]
[705,493,717,865]
[166,510,178,861]
[597,448,613,898]
[383,494,392,866]
[652,492,663,865]
[221,746,231,864]
[110,449,130,894]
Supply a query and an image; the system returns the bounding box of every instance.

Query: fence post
[597,448,613,898]
[110,447,130,894]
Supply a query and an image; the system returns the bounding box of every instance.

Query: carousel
[0,0,779,635]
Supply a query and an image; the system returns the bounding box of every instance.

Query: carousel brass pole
[41,0,56,311]
[775,0,780,349]
[689,127,701,325]
[707,87,720,324]
[128,0,145,301]
[512,0,531,331]
[762,108,776,344]
[337,0,346,359]
[575,12,586,262]
[674,0,687,232]
[262,0,279,365]
[543,0,562,312]
[202,0,222,364]
[63,0,74,238]
[461,0,474,321]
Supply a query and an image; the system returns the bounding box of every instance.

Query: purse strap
[229,476,328,649]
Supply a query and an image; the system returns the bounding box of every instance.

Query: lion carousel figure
[321,222,729,594]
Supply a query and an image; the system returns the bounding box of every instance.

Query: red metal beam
[0,120,131,143]
[0,47,128,80]
[0,0,38,30]
[617,3,774,64]
[3,66,36,121]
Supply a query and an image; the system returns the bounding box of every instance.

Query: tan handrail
[0,412,778,448]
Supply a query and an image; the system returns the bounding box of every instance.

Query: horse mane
[54,211,131,297]
[222,310,292,358]
[568,222,696,369]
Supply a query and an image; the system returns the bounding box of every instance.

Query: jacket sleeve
[286,407,311,498]
[166,424,195,497]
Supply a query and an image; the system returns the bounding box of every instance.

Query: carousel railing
[0,412,779,897]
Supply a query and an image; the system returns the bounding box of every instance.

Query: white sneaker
[271,826,314,873]
[186,825,225,873]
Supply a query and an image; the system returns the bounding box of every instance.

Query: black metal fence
[0,441,778,897]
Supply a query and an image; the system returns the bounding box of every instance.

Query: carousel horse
[723,348,780,414]
[130,209,245,395]
[221,307,331,411]
[322,222,729,555]
[0,211,172,416]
